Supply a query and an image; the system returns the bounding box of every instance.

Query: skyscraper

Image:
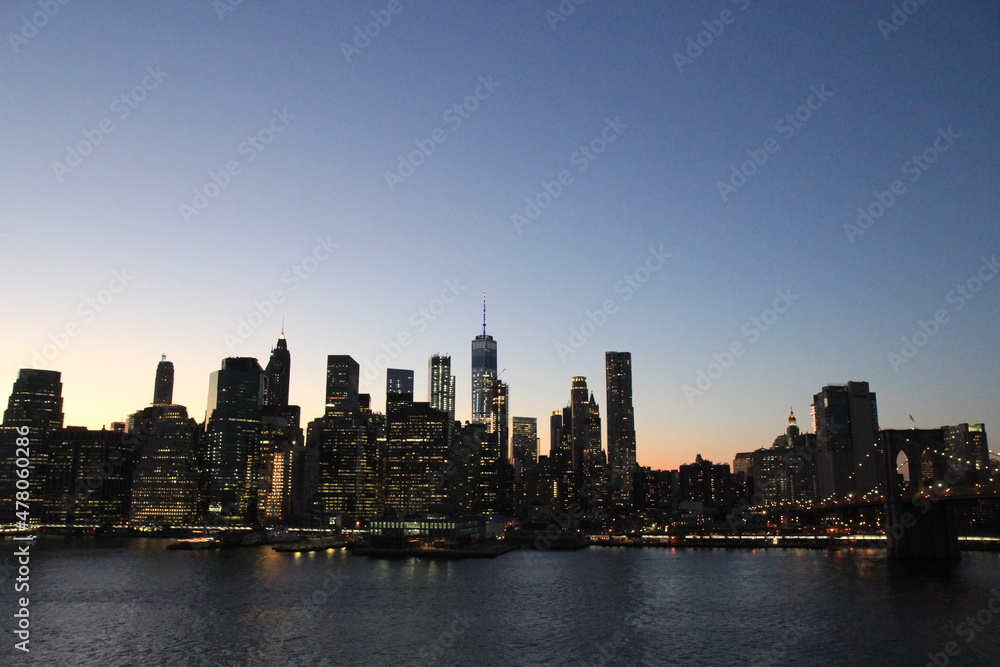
[0,369,65,523]
[384,401,452,516]
[943,423,990,482]
[46,425,131,526]
[2,369,64,436]
[512,416,538,479]
[429,354,456,421]
[309,354,380,525]
[386,368,415,413]
[203,357,265,521]
[812,381,879,500]
[606,351,637,509]
[264,331,291,408]
[491,379,509,461]
[570,377,589,473]
[153,355,174,406]
[471,294,497,424]
[326,355,360,417]
[130,404,200,526]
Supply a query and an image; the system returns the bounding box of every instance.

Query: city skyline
[2,2,998,471]
[2,326,994,474]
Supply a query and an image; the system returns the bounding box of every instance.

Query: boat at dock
[272,536,348,553]
[166,537,222,551]
[265,529,300,544]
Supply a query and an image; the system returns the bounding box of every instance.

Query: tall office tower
[2,369,64,435]
[471,293,498,424]
[511,417,538,479]
[429,354,456,421]
[45,425,132,526]
[258,333,304,524]
[153,355,174,406]
[586,393,603,468]
[256,407,300,525]
[550,411,564,459]
[812,381,880,501]
[943,424,990,481]
[606,352,637,509]
[264,331,291,408]
[387,368,415,413]
[384,401,452,515]
[129,404,200,526]
[491,380,509,461]
[326,355,360,417]
[0,369,65,523]
[203,358,265,521]
[309,355,379,525]
[570,377,589,473]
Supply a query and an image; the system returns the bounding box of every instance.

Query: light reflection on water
[1,538,999,666]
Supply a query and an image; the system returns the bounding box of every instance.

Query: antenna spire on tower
[482,291,487,337]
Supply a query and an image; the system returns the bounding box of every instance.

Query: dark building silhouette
[326,355,360,417]
[943,423,990,483]
[309,355,379,526]
[264,331,291,408]
[2,369,64,435]
[606,351,637,511]
[387,368,415,412]
[203,357,265,522]
[384,401,452,516]
[813,382,879,501]
[129,404,200,526]
[511,416,537,480]
[153,355,174,406]
[0,369,65,523]
[46,424,131,526]
[570,377,590,474]
[491,379,509,462]
[679,455,735,516]
[751,409,818,505]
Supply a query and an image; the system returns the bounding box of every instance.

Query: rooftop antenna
[482,291,487,337]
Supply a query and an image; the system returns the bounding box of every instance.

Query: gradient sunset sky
[2,1,997,470]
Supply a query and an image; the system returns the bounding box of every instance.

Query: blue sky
[2,1,997,469]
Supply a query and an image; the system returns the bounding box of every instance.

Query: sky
[1,1,997,471]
